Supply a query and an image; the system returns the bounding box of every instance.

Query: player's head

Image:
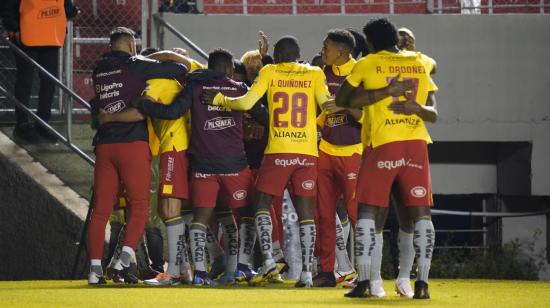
[310,54,323,68]
[139,47,160,56]
[233,59,247,82]
[346,28,368,59]
[397,27,416,51]
[208,48,234,77]
[321,29,355,66]
[110,27,137,55]
[240,50,263,84]
[362,18,398,53]
[273,36,300,64]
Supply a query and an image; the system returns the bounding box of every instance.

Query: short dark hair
[208,48,234,72]
[140,47,160,56]
[346,28,368,59]
[109,27,135,46]
[233,59,247,75]
[310,54,323,68]
[326,29,355,54]
[362,18,398,52]
[274,36,300,63]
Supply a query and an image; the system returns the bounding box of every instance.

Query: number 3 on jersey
[273,92,308,128]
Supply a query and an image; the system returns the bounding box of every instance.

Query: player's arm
[347,108,363,122]
[203,67,270,110]
[135,84,193,120]
[336,77,414,109]
[387,91,438,123]
[313,70,331,111]
[98,107,145,126]
[90,97,99,130]
[131,54,189,81]
[146,50,192,70]
[248,97,269,127]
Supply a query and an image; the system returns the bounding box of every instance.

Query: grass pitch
[1,279,550,307]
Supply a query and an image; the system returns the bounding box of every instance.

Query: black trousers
[13,44,59,125]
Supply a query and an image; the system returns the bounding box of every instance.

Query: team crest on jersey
[105,100,125,113]
[301,180,315,190]
[326,114,348,127]
[410,186,427,198]
[347,172,357,180]
[233,190,247,201]
[204,117,236,130]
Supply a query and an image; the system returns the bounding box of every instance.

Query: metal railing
[1,36,95,166]
[157,0,548,14]
[152,13,209,61]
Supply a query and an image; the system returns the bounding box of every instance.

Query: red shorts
[191,167,254,209]
[255,154,318,197]
[356,140,433,207]
[158,149,189,199]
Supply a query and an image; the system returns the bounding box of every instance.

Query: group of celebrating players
[86,17,438,300]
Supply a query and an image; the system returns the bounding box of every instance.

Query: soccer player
[361,26,439,298]
[88,27,189,285]
[313,29,362,287]
[336,18,438,299]
[203,36,331,288]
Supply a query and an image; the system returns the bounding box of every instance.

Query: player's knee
[358,203,377,220]
[408,206,432,223]
[256,192,274,211]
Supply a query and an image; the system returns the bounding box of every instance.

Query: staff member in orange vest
[1,0,79,141]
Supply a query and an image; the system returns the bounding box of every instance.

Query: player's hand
[258,31,269,58]
[388,92,421,116]
[387,74,415,97]
[202,89,220,105]
[171,47,189,56]
[323,99,345,114]
[97,108,110,126]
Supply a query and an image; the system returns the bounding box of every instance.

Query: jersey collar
[331,58,356,77]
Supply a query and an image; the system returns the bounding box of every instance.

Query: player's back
[260,62,328,157]
[144,78,190,154]
[355,50,435,147]
[187,70,248,159]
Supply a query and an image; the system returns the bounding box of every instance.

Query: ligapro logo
[204,117,236,130]
[105,100,125,113]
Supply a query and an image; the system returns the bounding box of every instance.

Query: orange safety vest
[19,0,67,47]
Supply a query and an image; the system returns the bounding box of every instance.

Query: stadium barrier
[156,0,549,14]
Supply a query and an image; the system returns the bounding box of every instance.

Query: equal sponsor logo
[104,100,126,113]
[274,157,315,167]
[204,117,236,131]
[410,186,427,198]
[232,190,247,201]
[347,172,357,180]
[326,114,348,127]
[376,158,424,171]
[301,180,315,190]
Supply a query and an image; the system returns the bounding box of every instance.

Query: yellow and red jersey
[215,62,330,157]
[143,78,190,154]
[346,50,438,148]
